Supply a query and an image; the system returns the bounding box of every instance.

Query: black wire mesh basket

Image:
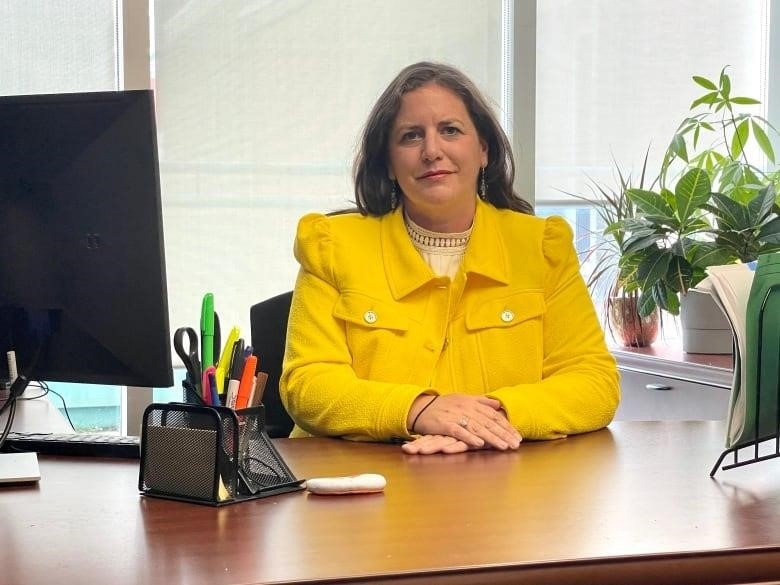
[138,402,303,506]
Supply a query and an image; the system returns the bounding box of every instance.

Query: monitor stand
[2,388,74,433]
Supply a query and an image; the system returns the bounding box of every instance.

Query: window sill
[611,341,734,389]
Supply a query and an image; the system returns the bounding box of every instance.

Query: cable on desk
[0,397,17,449]
[17,381,77,432]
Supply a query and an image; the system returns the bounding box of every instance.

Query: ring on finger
[458,416,469,428]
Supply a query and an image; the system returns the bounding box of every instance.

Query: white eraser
[305,473,386,495]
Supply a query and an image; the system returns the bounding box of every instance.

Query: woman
[280,62,619,455]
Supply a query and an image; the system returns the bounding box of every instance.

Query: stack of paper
[695,264,755,448]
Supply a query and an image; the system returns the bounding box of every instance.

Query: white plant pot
[679,289,734,354]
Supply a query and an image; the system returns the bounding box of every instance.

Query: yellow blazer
[280,199,619,441]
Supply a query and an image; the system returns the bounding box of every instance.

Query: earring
[390,181,398,209]
[479,167,487,201]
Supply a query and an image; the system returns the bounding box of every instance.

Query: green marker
[201,293,215,370]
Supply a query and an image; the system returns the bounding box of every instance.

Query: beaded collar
[404,214,472,250]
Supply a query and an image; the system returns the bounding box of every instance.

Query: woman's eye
[442,126,461,136]
[400,130,421,142]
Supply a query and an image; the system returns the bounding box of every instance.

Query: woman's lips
[418,170,452,179]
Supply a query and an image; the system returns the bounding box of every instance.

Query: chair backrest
[249,291,295,438]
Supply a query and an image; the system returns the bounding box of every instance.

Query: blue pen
[208,369,220,406]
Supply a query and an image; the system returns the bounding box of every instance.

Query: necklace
[404,215,472,250]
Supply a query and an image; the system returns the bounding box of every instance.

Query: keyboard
[2,431,141,459]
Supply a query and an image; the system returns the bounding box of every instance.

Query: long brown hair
[352,61,533,216]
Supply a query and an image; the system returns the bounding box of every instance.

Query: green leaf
[758,217,780,244]
[743,165,762,187]
[637,290,658,317]
[692,75,718,90]
[685,217,713,234]
[627,188,674,217]
[666,255,694,293]
[719,160,742,189]
[669,134,689,162]
[623,233,663,255]
[640,214,681,231]
[747,183,776,223]
[620,217,655,232]
[751,120,775,163]
[731,97,761,105]
[710,150,726,164]
[675,168,711,224]
[715,231,750,259]
[710,191,751,229]
[730,118,750,159]
[690,91,719,109]
[635,247,671,295]
[687,240,737,267]
[651,281,680,316]
[720,68,731,98]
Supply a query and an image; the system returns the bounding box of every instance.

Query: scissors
[174,326,202,395]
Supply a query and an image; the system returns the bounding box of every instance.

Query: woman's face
[387,83,487,232]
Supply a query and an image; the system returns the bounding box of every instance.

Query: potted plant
[617,68,780,352]
[569,153,660,347]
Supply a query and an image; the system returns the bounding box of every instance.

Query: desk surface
[3,421,780,585]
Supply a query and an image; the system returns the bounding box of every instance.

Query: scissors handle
[173,327,201,389]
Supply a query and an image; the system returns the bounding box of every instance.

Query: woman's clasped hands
[402,394,523,455]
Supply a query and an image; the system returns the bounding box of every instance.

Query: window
[533,1,775,341]
[152,0,509,340]
[3,1,777,430]
[0,1,119,96]
[535,0,771,205]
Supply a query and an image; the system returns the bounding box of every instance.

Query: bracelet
[410,395,439,433]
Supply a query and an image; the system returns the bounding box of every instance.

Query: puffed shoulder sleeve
[541,215,580,293]
[293,213,336,286]
[542,215,574,267]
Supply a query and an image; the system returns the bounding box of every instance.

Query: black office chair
[249,291,296,438]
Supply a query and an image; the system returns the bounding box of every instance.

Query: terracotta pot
[607,295,660,347]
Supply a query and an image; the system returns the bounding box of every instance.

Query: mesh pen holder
[138,402,303,506]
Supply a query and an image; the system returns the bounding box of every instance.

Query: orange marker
[235,355,257,410]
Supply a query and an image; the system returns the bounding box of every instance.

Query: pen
[250,371,268,407]
[215,325,240,395]
[235,354,257,410]
[201,367,212,406]
[201,293,215,370]
[225,338,245,409]
[213,312,221,369]
[247,354,261,406]
[207,368,220,407]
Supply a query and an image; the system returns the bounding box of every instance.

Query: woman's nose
[421,134,442,162]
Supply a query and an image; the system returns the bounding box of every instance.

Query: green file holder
[711,252,780,475]
[138,402,304,505]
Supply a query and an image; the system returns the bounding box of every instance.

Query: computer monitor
[0,89,173,399]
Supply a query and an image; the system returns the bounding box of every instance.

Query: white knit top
[404,214,472,279]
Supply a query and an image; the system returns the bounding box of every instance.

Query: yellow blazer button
[363,310,377,324]
[500,309,515,323]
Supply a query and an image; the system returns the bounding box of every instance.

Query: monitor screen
[0,89,173,389]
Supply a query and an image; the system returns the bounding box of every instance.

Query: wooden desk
[3,422,780,585]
